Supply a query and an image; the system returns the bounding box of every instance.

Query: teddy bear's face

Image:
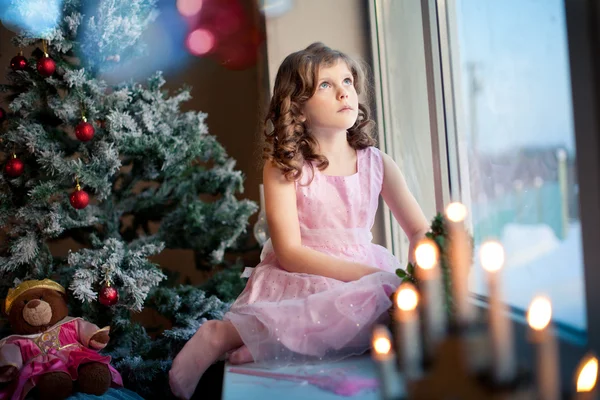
[8,288,68,335]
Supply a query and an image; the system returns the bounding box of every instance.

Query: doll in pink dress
[169,42,430,399]
[0,279,122,400]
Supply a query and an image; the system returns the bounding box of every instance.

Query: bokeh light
[527,296,552,331]
[186,28,215,56]
[577,355,598,393]
[100,4,189,84]
[446,202,468,222]
[0,0,63,36]
[396,284,419,311]
[415,239,438,270]
[479,240,505,272]
[177,0,203,18]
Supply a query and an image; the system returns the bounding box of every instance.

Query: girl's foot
[169,320,242,399]
[229,345,254,365]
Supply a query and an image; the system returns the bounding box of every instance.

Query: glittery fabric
[224,147,402,365]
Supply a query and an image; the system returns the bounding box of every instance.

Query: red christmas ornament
[75,119,95,142]
[37,55,56,77]
[10,54,27,71]
[69,184,89,209]
[0,107,6,123]
[99,282,119,306]
[4,156,24,178]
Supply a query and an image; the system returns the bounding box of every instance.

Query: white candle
[445,202,475,325]
[394,282,422,380]
[573,353,598,400]
[371,325,404,400]
[480,240,516,384]
[415,239,446,359]
[528,296,560,400]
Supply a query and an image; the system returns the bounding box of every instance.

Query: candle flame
[446,202,468,222]
[396,284,418,311]
[527,296,552,330]
[415,239,438,270]
[480,240,505,272]
[576,355,598,392]
[371,325,393,355]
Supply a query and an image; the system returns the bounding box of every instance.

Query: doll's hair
[262,42,376,181]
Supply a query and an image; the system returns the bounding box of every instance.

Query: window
[371,0,593,341]
[446,0,586,334]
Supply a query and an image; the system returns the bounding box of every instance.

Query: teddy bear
[0,279,123,400]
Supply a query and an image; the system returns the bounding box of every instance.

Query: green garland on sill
[394,213,473,317]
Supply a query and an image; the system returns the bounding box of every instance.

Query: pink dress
[0,317,123,400]
[224,147,402,364]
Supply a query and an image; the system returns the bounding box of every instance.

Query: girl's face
[303,60,359,133]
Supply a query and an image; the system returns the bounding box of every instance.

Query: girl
[169,42,429,399]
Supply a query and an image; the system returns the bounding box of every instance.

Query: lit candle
[371,325,404,400]
[528,296,560,400]
[573,353,598,400]
[394,282,422,380]
[480,240,516,384]
[415,239,446,359]
[445,202,475,326]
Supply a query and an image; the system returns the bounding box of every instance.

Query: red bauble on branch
[37,56,56,77]
[10,54,27,71]
[69,183,89,209]
[75,118,95,142]
[4,155,24,178]
[98,282,119,306]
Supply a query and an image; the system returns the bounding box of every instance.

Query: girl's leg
[228,345,254,365]
[169,320,243,399]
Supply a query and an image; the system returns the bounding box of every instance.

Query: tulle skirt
[223,239,402,366]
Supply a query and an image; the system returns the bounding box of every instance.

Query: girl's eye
[319,82,330,89]
[343,78,353,85]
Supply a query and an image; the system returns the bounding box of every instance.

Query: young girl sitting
[169,42,430,399]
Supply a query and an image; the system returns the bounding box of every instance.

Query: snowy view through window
[453,0,586,332]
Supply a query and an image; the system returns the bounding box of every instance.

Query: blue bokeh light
[0,0,63,37]
[100,2,192,83]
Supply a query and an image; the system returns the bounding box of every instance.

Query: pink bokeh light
[186,28,216,55]
[176,0,203,17]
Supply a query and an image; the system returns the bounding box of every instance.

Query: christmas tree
[0,0,257,397]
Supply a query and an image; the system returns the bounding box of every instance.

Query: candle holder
[375,204,599,399]
[407,326,534,400]
[380,205,540,400]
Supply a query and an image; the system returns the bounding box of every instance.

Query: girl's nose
[338,90,349,100]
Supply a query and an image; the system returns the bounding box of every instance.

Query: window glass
[452,0,585,332]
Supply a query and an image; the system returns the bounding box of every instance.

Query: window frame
[563,0,600,355]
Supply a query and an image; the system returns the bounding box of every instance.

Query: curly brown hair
[263,42,376,181]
